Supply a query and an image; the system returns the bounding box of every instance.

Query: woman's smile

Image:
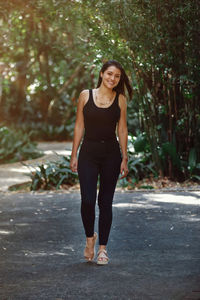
[101,66,121,89]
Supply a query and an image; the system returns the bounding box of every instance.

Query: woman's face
[100,66,121,90]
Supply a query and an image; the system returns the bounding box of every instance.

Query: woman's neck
[97,84,114,97]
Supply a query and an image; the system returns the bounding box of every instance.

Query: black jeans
[77,138,122,245]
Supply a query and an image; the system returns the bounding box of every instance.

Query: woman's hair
[96,60,133,100]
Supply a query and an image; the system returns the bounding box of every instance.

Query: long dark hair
[96,60,133,100]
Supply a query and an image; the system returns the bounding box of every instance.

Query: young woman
[70,60,133,265]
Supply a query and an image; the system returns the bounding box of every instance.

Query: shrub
[0,126,42,164]
[12,121,75,142]
[30,155,78,190]
[118,133,156,188]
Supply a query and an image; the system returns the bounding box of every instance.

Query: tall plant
[0,0,98,126]
[81,0,200,180]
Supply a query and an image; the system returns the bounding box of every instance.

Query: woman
[70,60,133,265]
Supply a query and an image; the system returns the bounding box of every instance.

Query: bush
[30,155,78,190]
[118,133,156,188]
[12,121,75,142]
[0,126,43,164]
[124,134,200,187]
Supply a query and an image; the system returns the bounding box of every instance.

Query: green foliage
[30,155,78,190]
[188,148,197,173]
[14,121,75,141]
[133,134,149,153]
[118,134,156,188]
[160,142,182,170]
[0,126,42,164]
[129,134,156,178]
[120,133,200,188]
[0,0,199,181]
[0,0,98,128]
[82,0,200,180]
[187,148,200,180]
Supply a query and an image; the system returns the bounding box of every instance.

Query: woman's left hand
[70,156,78,173]
[119,159,129,179]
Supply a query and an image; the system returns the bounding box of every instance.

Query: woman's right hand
[70,156,78,173]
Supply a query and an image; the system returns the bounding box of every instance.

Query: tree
[81,0,200,179]
[0,0,98,125]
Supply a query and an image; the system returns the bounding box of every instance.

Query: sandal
[84,232,97,261]
[97,249,109,265]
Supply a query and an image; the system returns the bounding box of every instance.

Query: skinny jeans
[77,138,122,245]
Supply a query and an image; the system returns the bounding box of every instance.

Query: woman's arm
[70,90,88,172]
[117,94,129,179]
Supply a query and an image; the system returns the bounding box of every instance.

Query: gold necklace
[94,90,114,107]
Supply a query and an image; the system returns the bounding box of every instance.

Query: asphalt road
[0,142,72,192]
[0,190,200,300]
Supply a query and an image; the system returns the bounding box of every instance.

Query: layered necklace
[94,89,115,108]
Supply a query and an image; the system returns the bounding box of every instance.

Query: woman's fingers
[70,158,78,173]
[71,163,77,173]
[119,165,129,179]
[119,172,128,179]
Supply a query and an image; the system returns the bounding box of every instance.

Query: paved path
[1,141,200,193]
[0,190,200,300]
[0,142,72,192]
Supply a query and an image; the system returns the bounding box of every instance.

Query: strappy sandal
[84,232,97,261]
[97,249,109,265]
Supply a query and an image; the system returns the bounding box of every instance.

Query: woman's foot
[97,248,109,265]
[84,232,97,261]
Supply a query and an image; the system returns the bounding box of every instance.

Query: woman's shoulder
[79,89,90,99]
[79,89,90,105]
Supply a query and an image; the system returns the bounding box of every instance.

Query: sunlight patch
[15,223,29,227]
[0,230,14,235]
[63,245,75,252]
[7,167,29,173]
[23,250,69,257]
[43,150,71,155]
[146,194,200,206]
[113,202,160,209]
[182,215,200,222]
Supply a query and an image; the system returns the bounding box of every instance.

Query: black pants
[77,138,122,245]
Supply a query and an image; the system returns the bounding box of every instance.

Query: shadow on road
[0,191,200,300]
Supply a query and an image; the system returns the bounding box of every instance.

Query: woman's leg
[78,152,99,238]
[97,148,122,246]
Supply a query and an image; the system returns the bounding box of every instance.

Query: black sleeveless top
[83,89,121,141]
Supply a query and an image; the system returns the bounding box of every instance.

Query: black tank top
[83,89,121,141]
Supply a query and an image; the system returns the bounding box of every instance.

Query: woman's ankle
[99,245,106,251]
[86,234,96,247]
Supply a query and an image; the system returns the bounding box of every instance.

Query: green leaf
[56,174,68,189]
[133,134,148,153]
[161,142,181,169]
[191,175,200,181]
[188,148,197,171]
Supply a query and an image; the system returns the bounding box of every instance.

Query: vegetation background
[0,0,200,188]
